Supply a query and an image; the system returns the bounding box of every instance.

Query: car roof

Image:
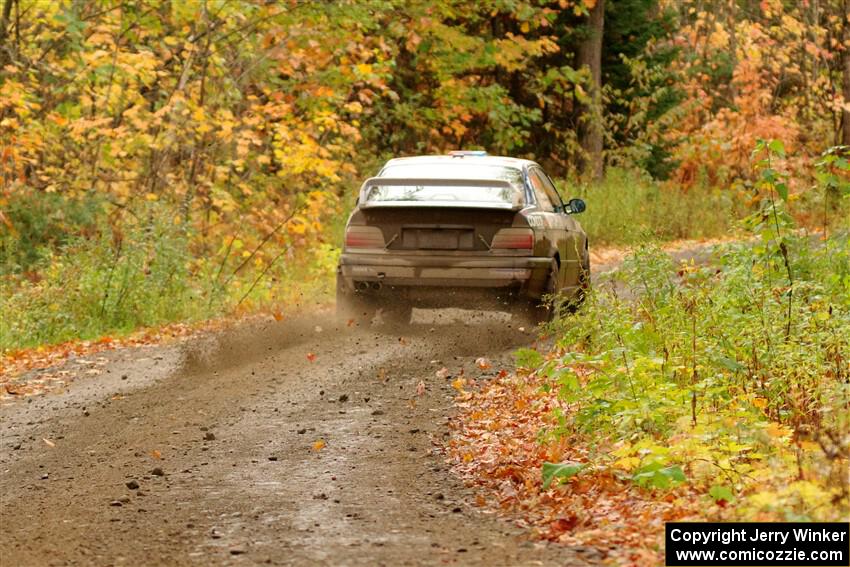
[381,155,537,172]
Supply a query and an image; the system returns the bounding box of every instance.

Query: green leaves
[631,462,686,490]
[709,485,735,503]
[542,461,586,490]
[514,348,544,370]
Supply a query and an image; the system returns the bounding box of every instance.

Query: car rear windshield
[363,183,519,206]
[381,163,524,186]
[372,163,525,206]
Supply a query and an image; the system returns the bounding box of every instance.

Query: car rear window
[381,163,524,186]
[362,182,519,206]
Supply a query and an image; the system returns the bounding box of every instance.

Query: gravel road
[0,309,604,566]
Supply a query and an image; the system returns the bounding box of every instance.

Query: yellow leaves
[493,34,560,72]
[614,456,641,471]
[451,377,467,392]
[355,63,373,75]
[145,193,158,201]
[752,397,768,409]
[765,422,792,440]
[344,101,363,114]
[287,218,308,236]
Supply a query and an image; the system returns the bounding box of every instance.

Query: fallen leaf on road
[475,357,491,370]
[416,380,426,396]
[451,377,466,392]
[42,438,55,447]
[436,367,450,379]
[150,449,162,459]
[272,310,284,321]
[312,439,326,451]
[306,352,317,363]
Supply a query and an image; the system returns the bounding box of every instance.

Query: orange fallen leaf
[4,384,22,395]
[475,357,491,370]
[312,439,326,451]
[451,377,466,392]
[272,310,284,321]
[398,337,408,346]
[347,318,355,327]
[151,449,162,459]
[306,352,317,363]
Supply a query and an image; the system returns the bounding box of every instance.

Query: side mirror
[566,198,586,214]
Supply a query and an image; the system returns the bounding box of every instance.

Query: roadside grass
[1,200,341,354]
[559,168,748,246]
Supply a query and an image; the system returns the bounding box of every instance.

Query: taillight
[491,228,534,250]
[344,225,385,249]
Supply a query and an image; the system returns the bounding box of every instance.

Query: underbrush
[449,231,849,561]
[0,200,340,352]
[559,167,849,246]
[560,169,747,246]
[550,231,849,510]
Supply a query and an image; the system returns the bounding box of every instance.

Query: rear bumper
[338,252,551,297]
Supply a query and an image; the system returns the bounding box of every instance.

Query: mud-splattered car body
[336,153,589,324]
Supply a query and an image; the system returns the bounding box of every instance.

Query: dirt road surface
[1,244,715,566]
[1,309,607,566]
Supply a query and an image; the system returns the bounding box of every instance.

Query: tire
[514,259,559,326]
[565,257,591,313]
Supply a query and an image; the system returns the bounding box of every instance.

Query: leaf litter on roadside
[445,364,702,565]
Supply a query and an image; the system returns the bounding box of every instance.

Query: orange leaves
[306,352,317,363]
[446,365,702,563]
[312,439,326,451]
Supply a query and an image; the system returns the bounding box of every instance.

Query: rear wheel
[514,259,559,326]
[564,257,591,313]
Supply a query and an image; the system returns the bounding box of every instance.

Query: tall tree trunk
[577,0,605,181]
[0,0,14,64]
[842,0,850,146]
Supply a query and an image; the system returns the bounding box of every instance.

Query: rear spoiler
[358,177,524,210]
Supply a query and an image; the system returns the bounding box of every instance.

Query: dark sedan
[336,152,590,325]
